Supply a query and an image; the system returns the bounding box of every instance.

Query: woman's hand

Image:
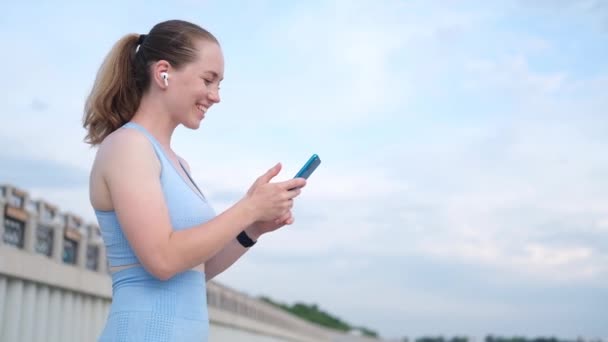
[242,163,306,223]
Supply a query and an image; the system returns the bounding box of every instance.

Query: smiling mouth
[196,104,208,118]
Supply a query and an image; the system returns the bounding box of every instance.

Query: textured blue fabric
[95,122,216,341]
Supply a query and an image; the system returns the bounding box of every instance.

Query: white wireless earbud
[160,72,169,87]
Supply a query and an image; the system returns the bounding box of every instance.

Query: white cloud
[465,55,567,95]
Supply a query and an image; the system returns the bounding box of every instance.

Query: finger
[259,163,282,184]
[282,178,307,191]
[288,188,302,199]
[282,189,301,200]
[277,212,291,223]
[282,200,293,211]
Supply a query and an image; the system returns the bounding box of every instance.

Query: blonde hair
[83,20,218,145]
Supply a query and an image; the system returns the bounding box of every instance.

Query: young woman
[83,19,306,341]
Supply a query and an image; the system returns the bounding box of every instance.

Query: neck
[130,91,177,149]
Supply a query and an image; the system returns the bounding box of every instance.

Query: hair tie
[137,34,147,45]
[135,34,147,53]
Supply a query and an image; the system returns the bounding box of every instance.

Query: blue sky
[1,0,607,340]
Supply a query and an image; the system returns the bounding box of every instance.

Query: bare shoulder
[96,127,161,174]
[89,126,161,210]
[100,126,154,158]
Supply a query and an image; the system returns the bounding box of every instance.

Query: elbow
[146,264,174,281]
[144,256,176,281]
[151,267,174,281]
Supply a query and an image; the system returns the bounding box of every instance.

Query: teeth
[197,105,206,113]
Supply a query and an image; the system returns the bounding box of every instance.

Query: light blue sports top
[95,121,216,268]
[93,122,217,341]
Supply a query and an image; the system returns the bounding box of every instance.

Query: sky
[1,0,607,340]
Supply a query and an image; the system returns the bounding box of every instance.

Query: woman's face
[164,39,224,130]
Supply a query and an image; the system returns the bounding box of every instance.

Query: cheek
[184,82,204,99]
[197,85,209,98]
[178,84,200,103]
[166,92,190,118]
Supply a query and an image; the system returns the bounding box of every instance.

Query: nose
[208,88,220,104]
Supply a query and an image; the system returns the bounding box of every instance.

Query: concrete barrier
[0,183,383,342]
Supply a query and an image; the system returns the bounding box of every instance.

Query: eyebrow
[205,71,223,81]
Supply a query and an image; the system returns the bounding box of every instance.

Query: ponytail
[83,34,143,145]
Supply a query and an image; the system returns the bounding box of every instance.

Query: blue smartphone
[294,154,321,180]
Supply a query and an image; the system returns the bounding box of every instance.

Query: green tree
[258,296,379,338]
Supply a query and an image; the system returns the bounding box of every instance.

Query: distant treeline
[407,336,604,342]
[256,297,603,342]
[484,337,603,342]
[259,296,379,338]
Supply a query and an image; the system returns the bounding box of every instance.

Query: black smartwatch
[237,231,256,248]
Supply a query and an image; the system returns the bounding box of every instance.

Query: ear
[151,60,171,89]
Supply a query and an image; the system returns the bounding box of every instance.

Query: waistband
[109,267,208,320]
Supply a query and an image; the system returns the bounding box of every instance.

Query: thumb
[259,162,282,183]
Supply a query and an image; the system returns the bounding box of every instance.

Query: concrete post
[23,213,38,254]
[0,197,6,246]
[97,244,107,274]
[77,227,88,269]
[85,224,107,274]
[51,220,64,263]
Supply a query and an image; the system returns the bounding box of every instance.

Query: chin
[183,119,202,130]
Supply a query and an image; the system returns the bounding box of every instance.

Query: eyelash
[204,79,221,91]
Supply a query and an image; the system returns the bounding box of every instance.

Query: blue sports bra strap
[122,122,165,163]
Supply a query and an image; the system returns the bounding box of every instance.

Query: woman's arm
[100,130,304,280]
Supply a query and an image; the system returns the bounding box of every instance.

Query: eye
[204,79,212,86]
